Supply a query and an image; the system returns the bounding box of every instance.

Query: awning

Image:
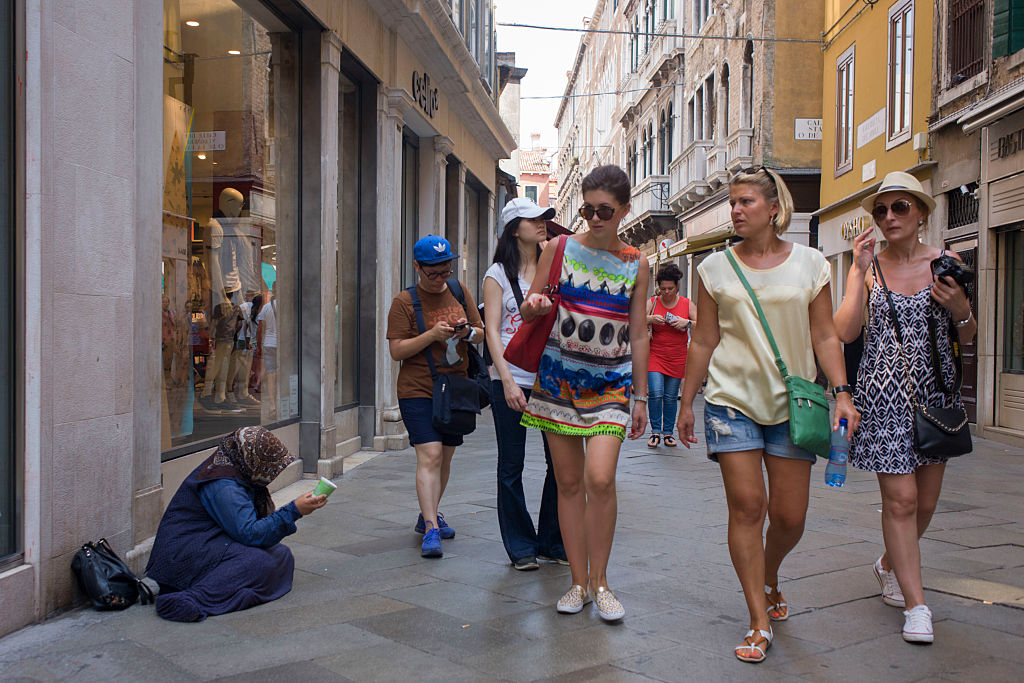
[678,225,735,255]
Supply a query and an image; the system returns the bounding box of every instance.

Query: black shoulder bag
[409,284,481,436]
[445,279,491,409]
[873,256,972,457]
[71,538,155,610]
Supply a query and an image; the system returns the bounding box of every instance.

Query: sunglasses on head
[578,205,617,221]
[740,165,776,185]
[871,199,913,222]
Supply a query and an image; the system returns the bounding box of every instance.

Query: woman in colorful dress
[677,167,859,662]
[520,164,650,622]
[835,172,976,644]
[646,262,696,448]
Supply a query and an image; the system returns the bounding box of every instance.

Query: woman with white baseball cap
[835,171,976,644]
[483,197,567,570]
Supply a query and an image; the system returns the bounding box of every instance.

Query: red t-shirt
[649,295,690,378]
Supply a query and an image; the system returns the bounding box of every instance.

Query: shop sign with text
[412,71,439,118]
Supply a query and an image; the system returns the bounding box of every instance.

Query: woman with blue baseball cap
[386,235,483,558]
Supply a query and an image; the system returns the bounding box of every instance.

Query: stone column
[486,189,497,276]
[313,33,342,472]
[433,136,455,236]
[375,90,408,449]
[455,164,468,282]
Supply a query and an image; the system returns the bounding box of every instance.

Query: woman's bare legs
[877,463,946,608]
[547,433,588,586]
[763,455,813,588]
[582,435,622,589]
[717,450,772,634]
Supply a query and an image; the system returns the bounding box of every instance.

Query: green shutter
[995,0,1011,59]
[1012,0,1024,54]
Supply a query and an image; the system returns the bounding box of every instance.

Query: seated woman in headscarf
[146,425,327,622]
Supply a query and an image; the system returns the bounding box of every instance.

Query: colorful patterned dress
[521,238,642,440]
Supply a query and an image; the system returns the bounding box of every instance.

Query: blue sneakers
[420,528,443,558]
[415,513,455,539]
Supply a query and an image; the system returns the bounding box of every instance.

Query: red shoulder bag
[503,235,568,373]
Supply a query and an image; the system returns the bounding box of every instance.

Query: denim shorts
[703,401,816,463]
[398,398,464,448]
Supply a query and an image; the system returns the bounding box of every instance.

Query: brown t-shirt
[387,282,483,400]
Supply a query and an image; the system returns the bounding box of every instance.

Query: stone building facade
[0,0,513,637]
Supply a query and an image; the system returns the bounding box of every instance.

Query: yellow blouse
[697,243,831,425]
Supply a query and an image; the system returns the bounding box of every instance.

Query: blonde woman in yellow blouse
[677,167,860,664]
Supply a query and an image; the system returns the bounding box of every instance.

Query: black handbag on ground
[873,256,972,457]
[71,538,155,610]
[409,284,481,436]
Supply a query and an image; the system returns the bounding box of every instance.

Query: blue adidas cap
[413,235,459,265]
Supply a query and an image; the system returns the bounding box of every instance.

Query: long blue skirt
[154,542,294,622]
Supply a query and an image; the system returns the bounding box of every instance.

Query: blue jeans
[490,380,565,563]
[648,371,682,436]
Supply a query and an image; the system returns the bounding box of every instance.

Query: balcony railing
[621,174,671,231]
[725,129,754,174]
[641,20,680,85]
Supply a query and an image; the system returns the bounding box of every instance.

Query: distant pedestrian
[146,426,327,622]
[520,165,650,622]
[483,197,566,571]
[834,172,976,645]
[646,263,696,448]
[387,236,483,558]
[677,166,859,663]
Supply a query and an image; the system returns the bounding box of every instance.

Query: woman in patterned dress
[520,165,650,622]
[835,172,976,645]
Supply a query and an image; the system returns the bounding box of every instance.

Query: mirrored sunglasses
[871,199,913,222]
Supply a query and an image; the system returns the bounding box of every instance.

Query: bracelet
[954,311,973,328]
[633,395,649,403]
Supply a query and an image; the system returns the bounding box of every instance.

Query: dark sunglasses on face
[578,205,617,221]
[871,199,913,222]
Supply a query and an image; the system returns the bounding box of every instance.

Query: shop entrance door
[946,238,978,422]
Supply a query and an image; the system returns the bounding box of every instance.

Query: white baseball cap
[501,197,556,229]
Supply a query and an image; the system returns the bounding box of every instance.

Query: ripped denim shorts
[703,401,816,463]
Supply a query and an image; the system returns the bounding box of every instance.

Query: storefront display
[161,0,299,454]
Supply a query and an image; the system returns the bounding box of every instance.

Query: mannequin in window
[207,188,245,309]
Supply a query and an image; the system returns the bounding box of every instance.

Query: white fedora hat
[860,171,936,214]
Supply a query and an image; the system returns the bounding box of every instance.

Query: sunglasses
[421,266,453,281]
[578,205,617,221]
[741,165,776,185]
[871,199,913,222]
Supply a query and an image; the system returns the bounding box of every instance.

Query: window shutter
[1011,0,1024,54]
[995,0,1011,59]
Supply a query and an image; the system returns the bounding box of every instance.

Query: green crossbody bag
[724,248,832,458]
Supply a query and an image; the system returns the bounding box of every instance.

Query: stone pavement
[1,398,1023,682]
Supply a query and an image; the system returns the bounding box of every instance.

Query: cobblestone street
[1,399,1022,682]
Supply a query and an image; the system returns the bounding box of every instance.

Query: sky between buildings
[495,0,592,153]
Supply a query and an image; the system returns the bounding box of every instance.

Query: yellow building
[816,0,935,305]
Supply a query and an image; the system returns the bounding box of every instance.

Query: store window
[836,44,855,175]
[887,0,914,147]
[1004,229,1024,373]
[336,71,362,408]
[0,0,15,562]
[161,0,300,455]
[401,130,419,289]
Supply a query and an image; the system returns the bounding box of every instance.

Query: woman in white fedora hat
[834,171,976,645]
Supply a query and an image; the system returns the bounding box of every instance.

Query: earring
[918,219,924,226]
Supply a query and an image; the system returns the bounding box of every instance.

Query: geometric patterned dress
[521,238,642,441]
[849,269,963,474]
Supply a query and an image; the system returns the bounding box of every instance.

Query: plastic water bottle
[825,419,849,488]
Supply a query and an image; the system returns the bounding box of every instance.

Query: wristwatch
[465,328,477,343]
[832,384,853,397]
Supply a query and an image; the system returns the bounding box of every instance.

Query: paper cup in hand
[311,477,337,498]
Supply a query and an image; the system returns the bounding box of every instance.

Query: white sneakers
[873,556,905,607]
[556,584,591,614]
[556,584,625,622]
[902,605,934,643]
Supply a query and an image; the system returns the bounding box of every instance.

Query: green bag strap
[723,248,790,380]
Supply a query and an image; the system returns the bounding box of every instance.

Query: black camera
[930,254,973,290]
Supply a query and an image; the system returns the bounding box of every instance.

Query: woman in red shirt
[646,263,696,447]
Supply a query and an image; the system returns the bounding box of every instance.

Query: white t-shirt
[256,300,278,348]
[483,262,535,388]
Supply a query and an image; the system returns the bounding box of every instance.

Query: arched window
[742,41,754,129]
[658,110,667,174]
